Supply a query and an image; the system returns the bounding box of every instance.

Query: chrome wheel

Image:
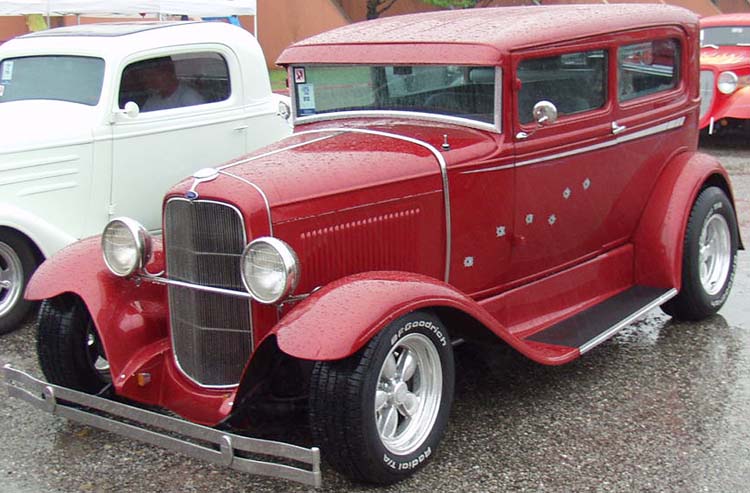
[86,323,110,380]
[0,241,23,318]
[699,213,731,296]
[375,333,443,456]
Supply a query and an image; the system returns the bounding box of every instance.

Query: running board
[526,286,677,354]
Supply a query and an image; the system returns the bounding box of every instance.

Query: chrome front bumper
[2,365,321,487]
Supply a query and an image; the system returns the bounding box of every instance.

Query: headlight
[278,100,291,120]
[101,218,152,277]
[718,71,738,94]
[241,237,299,304]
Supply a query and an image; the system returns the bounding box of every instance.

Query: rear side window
[119,52,230,112]
[517,49,607,124]
[618,39,680,102]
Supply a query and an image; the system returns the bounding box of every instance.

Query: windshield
[701,27,750,47]
[291,64,497,126]
[0,55,105,105]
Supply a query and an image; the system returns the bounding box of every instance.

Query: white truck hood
[0,100,98,154]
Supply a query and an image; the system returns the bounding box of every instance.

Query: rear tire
[309,311,454,484]
[37,296,110,393]
[662,186,738,320]
[0,230,38,334]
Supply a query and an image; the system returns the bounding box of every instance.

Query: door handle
[233,125,249,132]
[611,121,627,135]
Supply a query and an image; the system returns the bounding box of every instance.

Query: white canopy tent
[0,1,258,35]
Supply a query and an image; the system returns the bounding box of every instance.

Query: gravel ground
[1,134,749,493]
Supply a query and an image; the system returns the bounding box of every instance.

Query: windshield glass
[0,55,105,105]
[701,27,750,47]
[291,64,496,125]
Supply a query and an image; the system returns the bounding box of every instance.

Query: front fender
[272,271,514,361]
[26,236,168,380]
[0,202,76,258]
[705,86,750,126]
[633,151,739,289]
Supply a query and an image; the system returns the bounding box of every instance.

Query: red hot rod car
[4,4,742,487]
[699,13,750,133]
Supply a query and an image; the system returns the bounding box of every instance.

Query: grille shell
[699,70,715,121]
[164,198,252,388]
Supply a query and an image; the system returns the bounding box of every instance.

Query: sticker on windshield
[294,67,306,84]
[732,27,744,33]
[1,61,13,81]
[0,85,4,97]
[297,83,316,115]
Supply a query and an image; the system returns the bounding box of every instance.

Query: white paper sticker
[1,61,13,81]
[0,85,4,97]
[297,83,316,113]
[732,27,744,33]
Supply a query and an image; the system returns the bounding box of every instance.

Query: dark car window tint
[119,52,230,112]
[517,50,607,124]
[618,39,680,102]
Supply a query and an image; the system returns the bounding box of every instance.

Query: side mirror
[122,101,140,119]
[532,100,558,126]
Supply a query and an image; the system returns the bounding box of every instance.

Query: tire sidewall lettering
[390,319,448,348]
[382,447,432,471]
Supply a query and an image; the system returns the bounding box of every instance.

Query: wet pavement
[1,135,749,492]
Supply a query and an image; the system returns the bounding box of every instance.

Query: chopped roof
[700,13,750,27]
[278,4,698,65]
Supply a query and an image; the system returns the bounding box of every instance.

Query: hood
[700,46,750,70]
[0,100,98,154]
[171,120,499,221]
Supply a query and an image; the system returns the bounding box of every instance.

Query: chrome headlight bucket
[101,217,152,277]
[718,71,738,95]
[241,237,299,304]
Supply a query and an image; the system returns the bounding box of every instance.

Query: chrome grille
[700,70,715,121]
[164,198,251,387]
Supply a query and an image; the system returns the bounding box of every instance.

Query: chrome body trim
[579,288,678,354]
[463,116,686,175]
[217,170,274,237]
[218,133,340,171]
[141,274,253,299]
[290,127,453,283]
[2,365,322,487]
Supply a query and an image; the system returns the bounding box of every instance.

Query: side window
[517,49,607,124]
[618,39,679,102]
[119,52,230,112]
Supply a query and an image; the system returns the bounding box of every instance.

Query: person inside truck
[140,56,204,111]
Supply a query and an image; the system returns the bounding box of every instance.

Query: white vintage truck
[0,21,292,332]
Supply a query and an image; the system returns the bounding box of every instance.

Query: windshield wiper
[701,43,720,49]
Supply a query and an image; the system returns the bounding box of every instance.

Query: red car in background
[700,13,750,134]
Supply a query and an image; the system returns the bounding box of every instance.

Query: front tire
[662,186,739,320]
[37,296,110,394]
[0,230,38,334]
[309,311,454,484]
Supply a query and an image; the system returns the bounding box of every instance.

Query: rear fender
[633,151,741,289]
[271,271,524,361]
[25,236,168,379]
